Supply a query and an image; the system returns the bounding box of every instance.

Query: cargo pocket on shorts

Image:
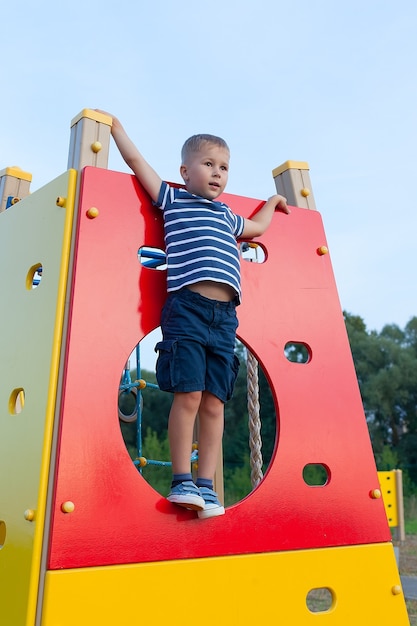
[154,339,178,391]
[225,354,240,402]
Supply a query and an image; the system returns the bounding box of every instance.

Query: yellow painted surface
[0,171,76,626]
[70,108,112,127]
[0,165,33,181]
[272,160,310,177]
[378,471,399,527]
[41,542,408,626]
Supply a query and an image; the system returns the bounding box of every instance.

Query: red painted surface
[48,166,390,569]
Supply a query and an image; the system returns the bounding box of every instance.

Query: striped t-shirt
[154,181,245,302]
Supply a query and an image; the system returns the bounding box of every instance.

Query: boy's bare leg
[166,391,205,510]
[195,391,226,518]
[196,391,225,481]
[168,391,202,474]
[167,390,225,517]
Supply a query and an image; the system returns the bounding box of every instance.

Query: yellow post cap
[272,160,310,177]
[70,109,112,128]
[0,166,32,182]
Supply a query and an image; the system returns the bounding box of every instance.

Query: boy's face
[180,143,229,200]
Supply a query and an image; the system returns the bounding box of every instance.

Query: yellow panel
[0,171,77,626]
[378,471,398,527]
[41,543,408,626]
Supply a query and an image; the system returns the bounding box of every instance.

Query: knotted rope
[246,350,263,487]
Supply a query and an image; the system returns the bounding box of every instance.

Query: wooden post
[67,109,112,171]
[272,160,316,210]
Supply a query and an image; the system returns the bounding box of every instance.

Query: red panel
[48,167,390,569]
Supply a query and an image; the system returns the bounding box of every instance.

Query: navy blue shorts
[155,288,240,403]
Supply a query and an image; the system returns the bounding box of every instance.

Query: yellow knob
[370,489,381,499]
[56,196,65,207]
[317,246,328,255]
[24,509,36,521]
[137,457,147,467]
[61,501,75,513]
[391,585,402,595]
[301,187,310,197]
[91,141,102,153]
[86,207,99,219]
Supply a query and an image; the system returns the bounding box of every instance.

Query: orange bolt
[61,501,75,513]
[317,246,328,256]
[24,509,36,521]
[369,489,382,499]
[391,585,402,596]
[86,207,99,219]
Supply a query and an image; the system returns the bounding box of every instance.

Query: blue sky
[3,1,416,367]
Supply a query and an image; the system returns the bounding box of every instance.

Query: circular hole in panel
[284,341,311,363]
[118,333,277,507]
[306,587,334,613]
[26,263,43,289]
[240,242,266,263]
[9,388,25,415]
[303,463,330,486]
[138,246,167,271]
[0,521,6,549]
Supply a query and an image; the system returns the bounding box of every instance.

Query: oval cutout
[9,388,25,415]
[306,587,334,613]
[303,463,330,486]
[118,335,277,508]
[138,246,167,270]
[284,341,310,363]
[240,242,266,263]
[26,263,43,289]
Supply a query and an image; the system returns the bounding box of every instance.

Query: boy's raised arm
[242,194,290,239]
[96,111,162,203]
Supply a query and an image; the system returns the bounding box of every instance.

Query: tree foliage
[345,313,417,489]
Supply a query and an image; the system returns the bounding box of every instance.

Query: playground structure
[0,109,410,625]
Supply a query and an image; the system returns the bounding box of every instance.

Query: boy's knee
[200,391,224,417]
[174,390,202,411]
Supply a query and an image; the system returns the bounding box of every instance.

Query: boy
[99,111,289,518]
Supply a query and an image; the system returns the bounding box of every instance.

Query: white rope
[247,350,263,487]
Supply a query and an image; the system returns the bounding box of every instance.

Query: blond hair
[181,134,229,164]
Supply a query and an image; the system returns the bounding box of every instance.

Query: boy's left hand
[269,194,290,214]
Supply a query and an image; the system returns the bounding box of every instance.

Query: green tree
[345,312,417,486]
